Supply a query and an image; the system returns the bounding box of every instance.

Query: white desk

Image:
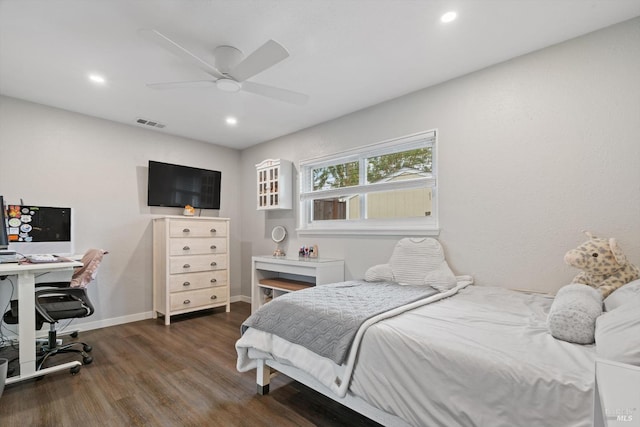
[251,256,345,313]
[0,260,83,384]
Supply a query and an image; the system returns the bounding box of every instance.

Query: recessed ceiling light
[440,11,457,23]
[88,74,106,84]
[226,117,237,126]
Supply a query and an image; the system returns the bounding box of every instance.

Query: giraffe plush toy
[564,231,639,298]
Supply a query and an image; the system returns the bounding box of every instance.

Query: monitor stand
[0,250,19,263]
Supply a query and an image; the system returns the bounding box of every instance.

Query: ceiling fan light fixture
[216,78,242,92]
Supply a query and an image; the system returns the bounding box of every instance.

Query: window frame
[298,130,439,236]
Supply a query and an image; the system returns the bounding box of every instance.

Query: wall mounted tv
[147,161,221,210]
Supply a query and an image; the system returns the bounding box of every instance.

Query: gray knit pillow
[547,284,603,344]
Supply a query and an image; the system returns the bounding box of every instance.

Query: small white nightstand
[251,256,345,313]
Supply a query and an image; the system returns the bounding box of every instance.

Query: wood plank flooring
[0,302,382,427]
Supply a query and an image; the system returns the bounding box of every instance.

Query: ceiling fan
[138,29,309,105]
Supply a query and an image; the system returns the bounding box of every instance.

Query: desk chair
[3,248,107,374]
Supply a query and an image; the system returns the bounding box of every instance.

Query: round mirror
[271,225,287,243]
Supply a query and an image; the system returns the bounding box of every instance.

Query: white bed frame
[256,359,411,427]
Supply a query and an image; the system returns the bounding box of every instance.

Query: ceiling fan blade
[230,39,289,82]
[146,80,216,90]
[138,29,224,79]
[241,81,309,105]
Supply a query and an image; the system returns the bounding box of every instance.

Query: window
[299,130,438,235]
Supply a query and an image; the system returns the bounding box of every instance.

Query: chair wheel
[83,344,92,352]
[83,356,93,365]
[70,365,81,375]
[70,331,79,338]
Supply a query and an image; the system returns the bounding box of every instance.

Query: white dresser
[153,216,230,325]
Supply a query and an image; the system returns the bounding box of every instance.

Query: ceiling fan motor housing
[214,45,244,75]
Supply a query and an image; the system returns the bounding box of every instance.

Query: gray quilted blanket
[242,280,438,364]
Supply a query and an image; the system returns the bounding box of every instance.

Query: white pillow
[603,279,640,312]
[423,268,457,292]
[364,264,393,282]
[364,238,457,291]
[595,294,640,366]
[547,284,602,344]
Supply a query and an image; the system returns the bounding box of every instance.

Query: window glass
[299,130,438,235]
[312,161,359,191]
[366,147,432,183]
[365,188,432,219]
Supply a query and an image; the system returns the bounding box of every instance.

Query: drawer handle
[183,246,190,251]
[210,295,217,300]
[183,228,190,233]
[183,264,191,269]
[210,278,217,283]
[183,281,190,287]
[210,245,217,249]
[183,299,191,305]
[210,262,217,267]
[210,228,217,233]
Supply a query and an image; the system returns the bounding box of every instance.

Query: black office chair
[3,248,107,373]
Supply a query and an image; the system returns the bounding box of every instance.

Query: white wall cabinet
[256,159,292,210]
[251,256,344,313]
[153,216,230,325]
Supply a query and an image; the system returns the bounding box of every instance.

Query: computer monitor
[0,195,9,251]
[0,195,19,263]
[6,204,73,255]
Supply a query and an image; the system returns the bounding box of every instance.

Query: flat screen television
[147,161,222,210]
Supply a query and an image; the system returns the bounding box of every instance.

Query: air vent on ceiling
[136,118,166,129]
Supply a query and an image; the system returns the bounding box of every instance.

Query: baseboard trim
[66,311,155,333]
[231,295,251,304]
[1,296,252,346]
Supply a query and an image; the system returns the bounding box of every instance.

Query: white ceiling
[1,0,639,150]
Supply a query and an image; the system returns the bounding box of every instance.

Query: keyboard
[26,254,59,263]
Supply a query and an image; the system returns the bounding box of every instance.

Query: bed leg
[256,360,270,395]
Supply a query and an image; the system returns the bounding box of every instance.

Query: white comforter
[237,284,597,427]
[237,278,473,396]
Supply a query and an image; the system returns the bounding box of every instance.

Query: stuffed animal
[564,231,639,298]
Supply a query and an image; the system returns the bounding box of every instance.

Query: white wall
[0,17,638,328]
[0,96,242,330]
[239,17,640,295]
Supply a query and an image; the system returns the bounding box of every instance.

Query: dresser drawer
[168,270,227,292]
[169,220,227,238]
[169,237,227,256]
[170,287,227,311]
[169,254,227,274]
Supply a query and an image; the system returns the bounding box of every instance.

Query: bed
[236,239,640,427]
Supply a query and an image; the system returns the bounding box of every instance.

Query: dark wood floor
[0,302,382,427]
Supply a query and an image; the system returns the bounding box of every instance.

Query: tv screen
[147,161,221,209]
